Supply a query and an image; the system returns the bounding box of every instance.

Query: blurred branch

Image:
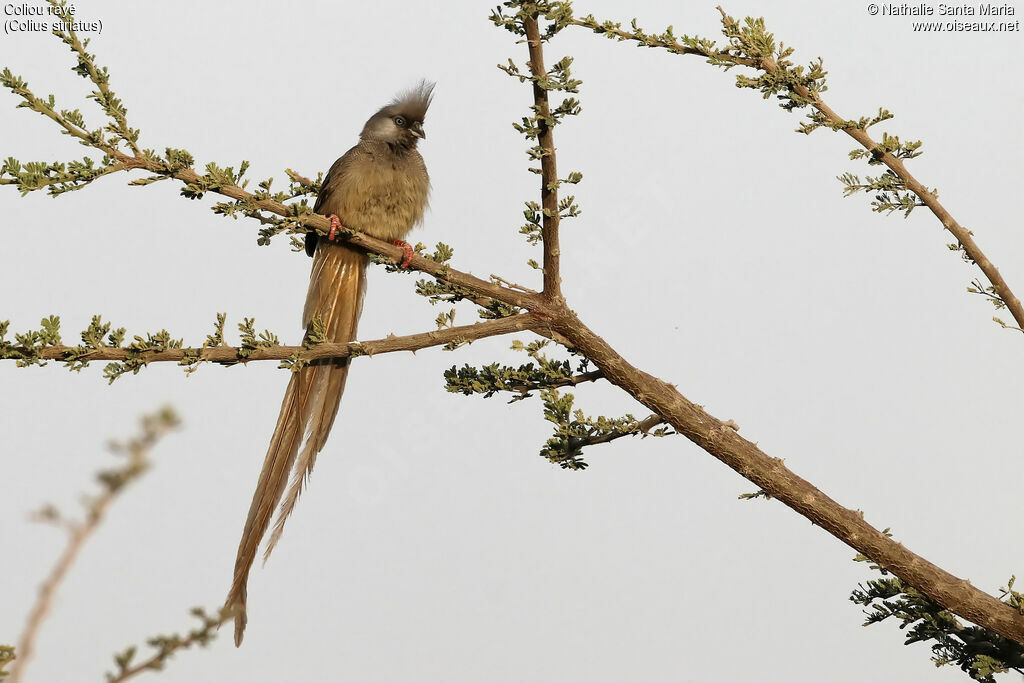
[9,408,179,683]
[0,647,14,680]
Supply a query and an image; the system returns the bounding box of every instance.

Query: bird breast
[331,147,429,242]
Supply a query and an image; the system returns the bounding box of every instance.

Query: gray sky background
[2,1,1023,681]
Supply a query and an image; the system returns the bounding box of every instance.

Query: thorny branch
[562,5,1024,647]
[569,7,1024,334]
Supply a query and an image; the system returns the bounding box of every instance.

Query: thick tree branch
[523,13,563,301]
[544,306,1024,646]
[536,12,1024,647]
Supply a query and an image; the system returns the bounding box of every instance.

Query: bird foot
[393,240,414,268]
[327,214,342,241]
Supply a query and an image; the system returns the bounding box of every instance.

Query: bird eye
[394,116,407,127]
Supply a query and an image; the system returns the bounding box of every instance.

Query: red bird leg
[392,240,414,268]
[327,214,342,241]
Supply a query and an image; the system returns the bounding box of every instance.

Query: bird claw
[327,214,342,241]
[393,240,414,268]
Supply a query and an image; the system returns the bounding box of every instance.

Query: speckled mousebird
[225,82,434,646]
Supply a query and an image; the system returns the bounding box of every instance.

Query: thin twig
[7,314,539,366]
[506,369,604,395]
[575,413,669,448]
[106,608,232,683]
[55,18,141,156]
[284,168,313,186]
[490,274,539,295]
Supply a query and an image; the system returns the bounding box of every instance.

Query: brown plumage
[226,82,433,646]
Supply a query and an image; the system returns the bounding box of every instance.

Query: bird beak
[410,121,426,139]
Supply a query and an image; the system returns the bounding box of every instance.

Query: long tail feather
[225,373,305,645]
[226,243,366,646]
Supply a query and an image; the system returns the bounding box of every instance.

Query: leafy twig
[0,314,540,380]
[539,391,671,469]
[851,561,1024,682]
[105,607,232,683]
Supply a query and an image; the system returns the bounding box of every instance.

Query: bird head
[360,81,434,149]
